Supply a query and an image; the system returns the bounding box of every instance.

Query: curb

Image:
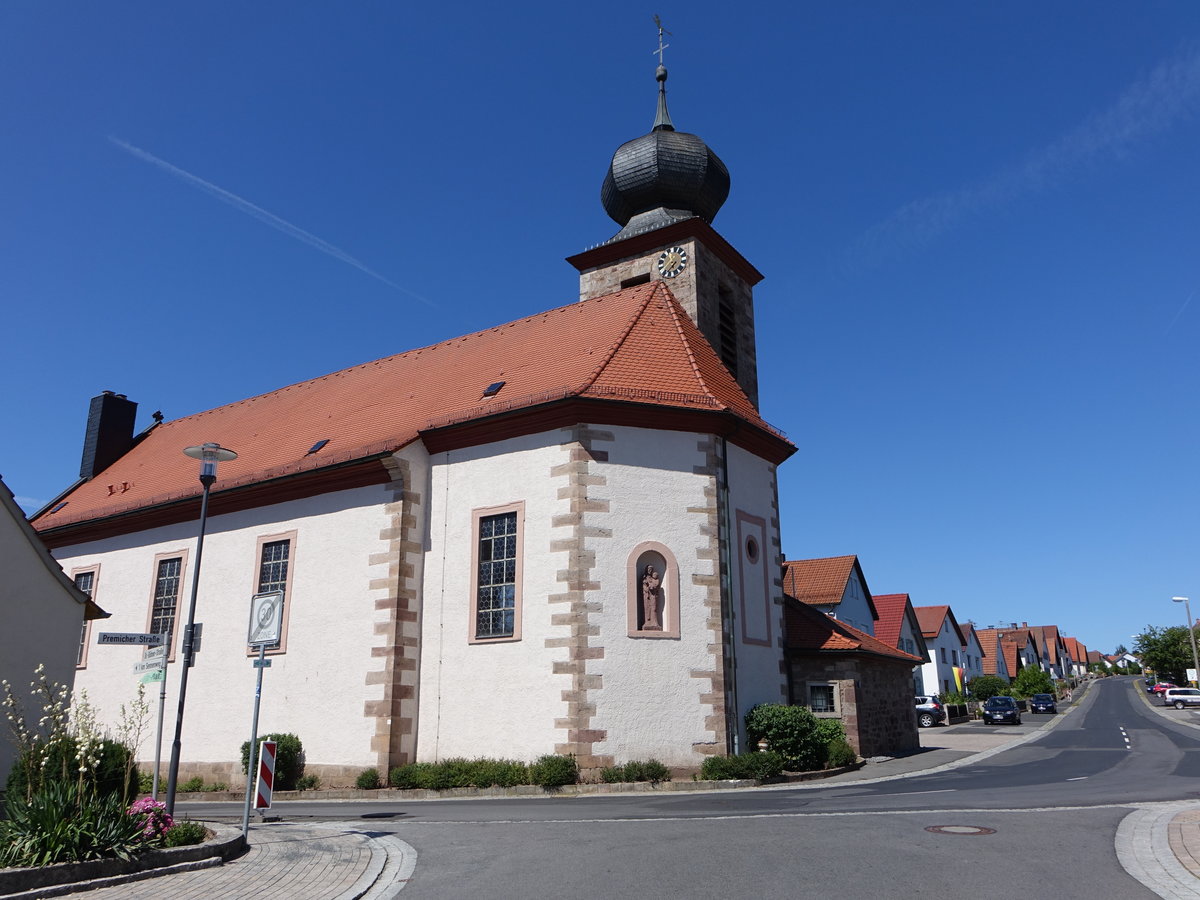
[0,823,245,898]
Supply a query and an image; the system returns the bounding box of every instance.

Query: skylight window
[49,502,68,515]
[306,439,330,455]
[482,381,506,398]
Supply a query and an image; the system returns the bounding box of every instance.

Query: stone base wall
[787,656,919,758]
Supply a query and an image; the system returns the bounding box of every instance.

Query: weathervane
[653,14,671,67]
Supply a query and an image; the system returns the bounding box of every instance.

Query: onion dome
[600,64,730,242]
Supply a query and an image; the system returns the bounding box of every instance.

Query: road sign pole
[152,658,168,799]
[241,645,267,838]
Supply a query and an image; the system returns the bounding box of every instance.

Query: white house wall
[56,484,394,774]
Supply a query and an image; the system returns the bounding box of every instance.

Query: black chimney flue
[80,391,138,479]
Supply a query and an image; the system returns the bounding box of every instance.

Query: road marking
[891,789,956,796]
[1067,776,1088,781]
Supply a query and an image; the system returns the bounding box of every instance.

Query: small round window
[745,536,760,563]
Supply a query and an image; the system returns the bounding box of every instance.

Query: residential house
[872,593,929,694]
[914,605,968,698]
[960,623,985,686]
[1028,625,1071,679]
[1063,637,1089,678]
[973,628,1013,682]
[0,476,107,783]
[783,597,922,757]
[781,555,877,637]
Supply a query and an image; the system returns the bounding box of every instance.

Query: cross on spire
[652,15,671,67]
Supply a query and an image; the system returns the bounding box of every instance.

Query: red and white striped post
[254,740,277,811]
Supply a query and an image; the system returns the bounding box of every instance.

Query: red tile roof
[781,555,877,621]
[35,282,792,534]
[999,639,1020,676]
[914,605,967,647]
[974,629,1009,677]
[872,593,911,651]
[784,598,923,663]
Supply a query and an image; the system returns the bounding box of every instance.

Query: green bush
[467,758,529,788]
[6,738,137,803]
[239,733,304,791]
[355,768,382,790]
[163,820,208,848]
[529,754,579,788]
[0,780,145,867]
[699,751,785,781]
[825,738,857,769]
[1011,666,1055,698]
[202,781,228,792]
[180,776,204,793]
[137,770,154,795]
[600,759,672,784]
[745,705,826,772]
[967,674,1009,701]
[296,774,321,791]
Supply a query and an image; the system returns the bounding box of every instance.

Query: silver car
[1162,688,1200,709]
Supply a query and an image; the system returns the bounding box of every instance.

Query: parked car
[1029,693,1057,714]
[982,695,1022,725]
[914,695,945,728]
[1148,682,1178,695]
[1162,688,1200,709]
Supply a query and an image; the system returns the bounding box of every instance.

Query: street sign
[133,658,167,675]
[98,632,166,646]
[247,592,284,647]
[140,670,165,684]
[144,645,167,661]
[252,658,272,668]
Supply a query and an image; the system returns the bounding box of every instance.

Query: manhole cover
[925,825,996,836]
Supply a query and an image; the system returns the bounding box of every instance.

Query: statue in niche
[641,564,663,630]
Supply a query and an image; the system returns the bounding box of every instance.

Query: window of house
[73,568,97,667]
[952,649,959,665]
[940,647,947,664]
[254,532,296,653]
[471,505,523,642]
[149,556,183,655]
[809,683,836,713]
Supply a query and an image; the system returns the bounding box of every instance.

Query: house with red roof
[914,605,968,697]
[31,66,796,781]
[783,598,922,757]
[960,623,986,686]
[973,628,1014,681]
[781,555,877,637]
[1063,637,1089,678]
[1028,625,1071,679]
[872,593,928,693]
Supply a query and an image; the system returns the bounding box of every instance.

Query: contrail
[843,44,1200,273]
[108,136,436,307]
[1165,291,1194,336]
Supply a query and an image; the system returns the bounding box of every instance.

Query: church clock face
[656,246,688,278]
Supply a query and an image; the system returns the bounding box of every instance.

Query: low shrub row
[383,755,580,790]
[599,759,671,784]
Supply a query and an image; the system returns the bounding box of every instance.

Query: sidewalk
[32,682,1200,898]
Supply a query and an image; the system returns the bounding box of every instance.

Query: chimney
[80,392,138,479]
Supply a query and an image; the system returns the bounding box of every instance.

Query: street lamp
[1172,596,1200,689]
[165,442,237,815]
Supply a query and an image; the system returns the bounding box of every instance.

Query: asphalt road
[179,677,1192,897]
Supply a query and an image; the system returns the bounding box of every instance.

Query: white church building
[33,63,796,783]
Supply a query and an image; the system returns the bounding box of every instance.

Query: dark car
[982,695,1022,725]
[1029,693,1057,714]
[915,695,945,728]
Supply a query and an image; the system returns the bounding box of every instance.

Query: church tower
[567,43,763,407]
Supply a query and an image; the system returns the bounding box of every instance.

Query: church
[33,58,796,783]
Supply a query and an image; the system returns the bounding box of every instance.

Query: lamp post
[1172,596,1200,689]
[164,442,237,815]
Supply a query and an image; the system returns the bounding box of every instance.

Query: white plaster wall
[588,427,716,765]
[724,441,787,744]
[0,507,84,782]
[919,620,959,696]
[55,483,394,770]
[418,432,569,762]
[837,575,876,636]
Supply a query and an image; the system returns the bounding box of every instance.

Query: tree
[1134,625,1195,684]
[1011,665,1054,698]
[1114,643,1128,656]
[967,674,1008,700]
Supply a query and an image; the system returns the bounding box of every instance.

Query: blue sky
[3,2,1198,656]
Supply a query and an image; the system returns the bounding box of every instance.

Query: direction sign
[133,658,167,675]
[144,645,167,661]
[140,670,165,684]
[253,658,273,668]
[98,632,165,646]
